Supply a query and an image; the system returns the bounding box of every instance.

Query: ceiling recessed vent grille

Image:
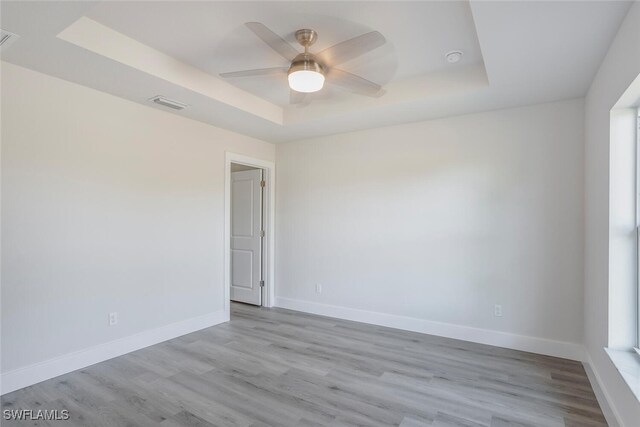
[149,96,188,111]
[0,29,19,50]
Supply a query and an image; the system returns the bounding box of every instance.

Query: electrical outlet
[109,312,118,326]
[315,283,322,294]
[494,304,503,317]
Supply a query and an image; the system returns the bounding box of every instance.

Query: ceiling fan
[220,22,386,104]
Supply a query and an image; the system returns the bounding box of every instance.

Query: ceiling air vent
[0,29,19,50]
[149,96,188,111]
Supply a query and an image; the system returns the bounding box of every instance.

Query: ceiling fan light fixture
[288,70,325,93]
[288,54,325,93]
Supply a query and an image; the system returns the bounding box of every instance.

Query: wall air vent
[0,29,19,50]
[149,96,188,111]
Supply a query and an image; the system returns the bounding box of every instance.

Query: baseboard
[583,351,624,427]
[275,297,584,361]
[1,310,229,395]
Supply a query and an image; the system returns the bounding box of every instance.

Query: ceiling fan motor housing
[290,29,325,76]
[288,52,326,76]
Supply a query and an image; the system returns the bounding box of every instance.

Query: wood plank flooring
[2,303,607,426]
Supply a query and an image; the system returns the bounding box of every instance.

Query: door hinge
[260,180,266,188]
[260,230,265,238]
[259,280,265,287]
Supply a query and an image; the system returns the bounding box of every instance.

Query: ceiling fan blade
[289,90,308,106]
[327,68,382,96]
[219,67,288,78]
[317,31,385,66]
[245,22,299,61]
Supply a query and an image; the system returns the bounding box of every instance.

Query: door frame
[224,152,275,314]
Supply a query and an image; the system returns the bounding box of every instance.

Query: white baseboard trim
[275,297,584,361]
[583,351,624,427]
[1,310,229,395]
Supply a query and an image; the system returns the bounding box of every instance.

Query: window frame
[637,107,640,353]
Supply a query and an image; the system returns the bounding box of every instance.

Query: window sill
[605,348,640,401]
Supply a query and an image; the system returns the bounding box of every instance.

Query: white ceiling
[0,1,633,143]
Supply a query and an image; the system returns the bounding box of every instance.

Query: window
[607,77,640,401]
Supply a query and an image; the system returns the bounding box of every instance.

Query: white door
[231,169,263,305]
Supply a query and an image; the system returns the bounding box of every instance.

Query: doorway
[230,163,264,305]
[224,153,275,315]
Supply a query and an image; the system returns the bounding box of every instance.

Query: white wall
[584,2,640,425]
[0,63,274,380]
[276,99,585,353]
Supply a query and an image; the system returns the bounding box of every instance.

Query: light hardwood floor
[2,303,606,426]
